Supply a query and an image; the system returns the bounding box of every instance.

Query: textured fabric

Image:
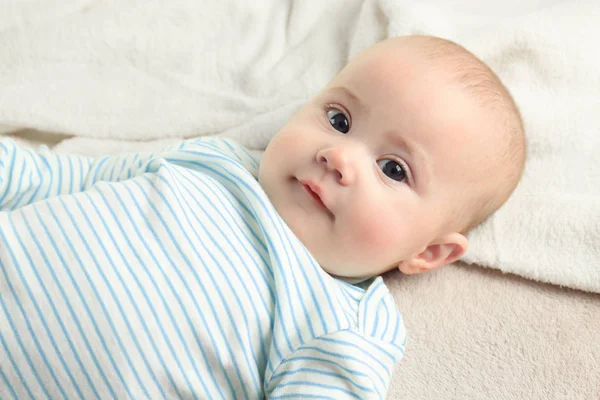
[0,137,406,399]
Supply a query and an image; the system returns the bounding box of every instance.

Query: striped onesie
[0,137,406,399]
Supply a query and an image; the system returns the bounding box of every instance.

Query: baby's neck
[334,274,375,287]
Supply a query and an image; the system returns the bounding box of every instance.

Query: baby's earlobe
[397,259,427,275]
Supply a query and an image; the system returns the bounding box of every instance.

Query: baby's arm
[265,330,405,399]
[0,138,178,211]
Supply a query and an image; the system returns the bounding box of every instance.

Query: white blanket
[1,0,598,292]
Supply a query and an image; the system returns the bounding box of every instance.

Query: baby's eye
[377,158,407,182]
[327,109,350,134]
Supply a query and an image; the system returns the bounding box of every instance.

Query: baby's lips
[298,177,333,215]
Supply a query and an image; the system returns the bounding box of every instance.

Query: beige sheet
[386,263,600,399]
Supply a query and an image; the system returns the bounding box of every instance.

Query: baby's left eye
[377,159,407,182]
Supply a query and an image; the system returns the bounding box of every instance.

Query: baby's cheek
[352,210,402,252]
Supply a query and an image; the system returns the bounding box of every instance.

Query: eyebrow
[329,86,369,115]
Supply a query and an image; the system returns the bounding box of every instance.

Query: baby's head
[259,35,526,279]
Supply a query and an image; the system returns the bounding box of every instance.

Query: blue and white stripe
[0,137,406,399]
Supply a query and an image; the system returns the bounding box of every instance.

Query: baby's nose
[316,144,360,185]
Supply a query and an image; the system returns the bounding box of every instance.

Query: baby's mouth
[297,178,334,218]
[303,184,325,207]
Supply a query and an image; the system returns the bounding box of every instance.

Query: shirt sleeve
[0,136,258,211]
[265,322,406,399]
[264,275,407,399]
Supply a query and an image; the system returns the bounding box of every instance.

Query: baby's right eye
[327,109,350,134]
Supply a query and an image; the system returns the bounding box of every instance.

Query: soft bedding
[1,0,598,292]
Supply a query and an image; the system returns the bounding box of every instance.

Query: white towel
[0,0,598,292]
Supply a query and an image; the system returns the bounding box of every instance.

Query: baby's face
[259,40,483,278]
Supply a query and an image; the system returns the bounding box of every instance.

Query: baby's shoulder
[177,137,260,177]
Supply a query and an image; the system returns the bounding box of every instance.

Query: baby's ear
[397,233,468,275]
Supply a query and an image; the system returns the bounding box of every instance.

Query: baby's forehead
[339,51,465,102]
[351,38,487,88]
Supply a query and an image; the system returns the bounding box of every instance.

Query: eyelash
[326,102,349,113]
[323,103,414,185]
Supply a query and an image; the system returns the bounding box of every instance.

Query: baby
[0,35,525,399]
